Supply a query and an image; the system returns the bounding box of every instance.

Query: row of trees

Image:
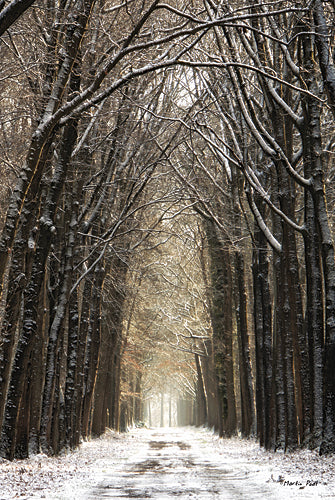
[173,0,335,453]
[0,0,185,458]
[1,0,335,459]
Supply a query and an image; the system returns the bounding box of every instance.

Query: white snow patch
[205,431,335,499]
[0,430,131,499]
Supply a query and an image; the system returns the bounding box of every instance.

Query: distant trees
[116,207,209,430]
[1,0,335,460]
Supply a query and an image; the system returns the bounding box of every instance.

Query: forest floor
[0,427,335,499]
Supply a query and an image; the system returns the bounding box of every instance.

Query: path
[2,427,333,499]
[82,428,331,499]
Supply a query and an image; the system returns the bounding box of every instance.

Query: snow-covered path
[83,428,334,499]
[1,427,335,499]
[85,427,283,499]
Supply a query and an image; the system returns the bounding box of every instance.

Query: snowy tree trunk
[0,0,37,36]
[91,257,127,435]
[201,339,222,433]
[313,0,335,120]
[81,266,104,439]
[252,194,273,449]
[204,219,237,437]
[300,29,335,454]
[0,236,26,434]
[63,209,80,450]
[28,279,48,455]
[234,249,255,437]
[39,212,74,453]
[302,126,324,448]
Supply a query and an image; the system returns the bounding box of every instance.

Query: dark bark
[0,153,50,438]
[201,339,222,431]
[198,236,223,432]
[300,28,335,454]
[301,112,324,448]
[81,267,104,439]
[112,346,122,431]
[234,249,255,437]
[303,185,323,447]
[309,102,335,455]
[76,278,93,432]
[280,221,299,450]
[0,196,46,459]
[64,284,81,449]
[13,362,31,459]
[272,247,286,450]
[222,254,237,436]
[91,257,127,435]
[91,344,123,435]
[0,236,26,433]
[204,219,237,437]
[0,0,36,36]
[27,285,48,455]
[264,52,305,448]
[252,194,273,449]
[313,0,335,120]
[39,221,72,454]
[270,164,302,451]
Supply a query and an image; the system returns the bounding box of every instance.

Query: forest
[0,0,335,461]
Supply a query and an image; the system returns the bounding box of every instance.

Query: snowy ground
[0,427,334,499]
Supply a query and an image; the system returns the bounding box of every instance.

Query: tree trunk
[252,193,273,449]
[194,353,207,426]
[301,28,335,454]
[201,339,222,431]
[81,267,104,439]
[234,249,255,437]
[204,219,237,437]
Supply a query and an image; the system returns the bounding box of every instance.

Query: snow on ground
[0,427,334,499]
